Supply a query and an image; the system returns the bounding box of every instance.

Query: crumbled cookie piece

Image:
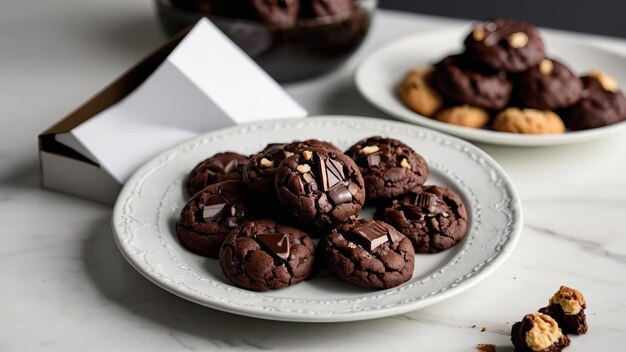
[539,286,588,335]
[511,313,570,352]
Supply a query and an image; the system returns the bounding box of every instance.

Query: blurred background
[381,0,625,38]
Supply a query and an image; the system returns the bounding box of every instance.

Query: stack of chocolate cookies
[399,19,626,134]
[176,136,469,291]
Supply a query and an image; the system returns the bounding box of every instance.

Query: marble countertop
[2,1,626,350]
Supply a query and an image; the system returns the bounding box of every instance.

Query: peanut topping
[508,32,529,48]
[302,150,313,160]
[525,313,562,351]
[296,164,311,173]
[473,26,486,41]
[549,286,586,315]
[589,70,619,92]
[539,59,553,75]
[259,158,274,168]
[400,158,411,169]
[359,145,380,155]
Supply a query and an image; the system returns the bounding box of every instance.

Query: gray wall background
[379,0,626,38]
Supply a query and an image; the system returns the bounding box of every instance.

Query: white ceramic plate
[112,116,522,322]
[355,28,626,146]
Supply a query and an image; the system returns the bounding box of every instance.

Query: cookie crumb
[476,344,496,352]
[481,326,487,332]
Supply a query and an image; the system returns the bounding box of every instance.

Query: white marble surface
[2,1,626,351]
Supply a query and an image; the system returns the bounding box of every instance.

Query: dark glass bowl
[156,0,377,82]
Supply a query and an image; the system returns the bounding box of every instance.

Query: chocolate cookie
[511,313,570,352]
[345,137,428,201]
[176,180,255,258]
[186,152,248,197]
[432,54,512,110]
[376,186,468,253]
[539,286,588,335]
[563,71,626,130]
[435,105,490,129]
[493,108,565,134]
[251,0,300,29]
[319,219,415,289]
[464,19,546,73]
[399,68,444,117]
[243,140,339,197]
[218,220,316,291]
[310,0,355,17]
[518,59,583,110]
[275,147,365,229]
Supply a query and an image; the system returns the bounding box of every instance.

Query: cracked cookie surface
[275,147,365,229]
[375,185,467,253]
[218,220,316,291]
[345,136,428,201]
[186,152,248,197]
[320,219,415,289]
[176,180,255,258]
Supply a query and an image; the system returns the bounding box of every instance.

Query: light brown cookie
[435,105,490,128]
[399,68,444,117]
[493,108,565,134]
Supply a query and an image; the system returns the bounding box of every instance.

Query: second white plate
[356,27,626,146]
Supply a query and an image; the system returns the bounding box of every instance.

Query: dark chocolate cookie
[251,0,300,29]
[310,0,355,17]
[539,286,588,335]
[432,54,512,110]
[345,136,428,201]
[464,19,546,73]
[517,59,582,110]
[176,180,255,258]
[376,186,468,253]
[218,220,316,291]
[243,140,339,197]
[511,313,570,352]
[275,147,365,229]
[186,152,248,197]
[319,219,414,289]
[562,72,626,130]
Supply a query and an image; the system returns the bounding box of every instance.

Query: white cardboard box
[39,18,307,204]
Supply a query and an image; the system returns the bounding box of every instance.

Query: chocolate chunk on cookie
[539,286,588,335]
[219,220,316,291]
[518,59,582,110]
[493,108,565,134]
[464,19,546,73]
[432,54,512,110]
[376,185,468,253]
[511,313,570,352]
[243,140,339,197]
[345,136,428,201]
[251,0,300,29]
[399,68,444,117]
[275,147,365,229]
[186,152,248,197]
[176,181,255,258]
[562,71,626,130]
[319,219,414,289]
[435,105,490,129]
